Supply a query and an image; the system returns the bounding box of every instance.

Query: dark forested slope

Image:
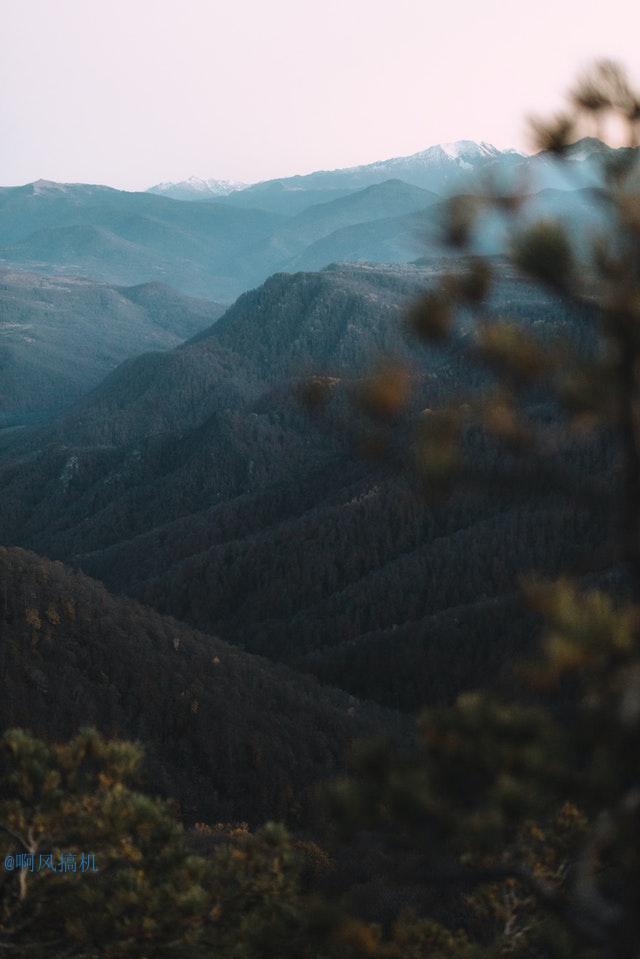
[0,546,386,824]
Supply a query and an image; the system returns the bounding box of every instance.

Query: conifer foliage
[326,60,640,957]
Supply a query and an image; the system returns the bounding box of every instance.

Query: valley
[0,257,613,715]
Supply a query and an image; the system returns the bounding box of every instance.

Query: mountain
[148,176,248,201]
[525,137,640,191]
[0,178,438,300]
[284,207,442,272]
[0,263,440,557]
[0,264,428,455]
[269,180,437,247]
[1,142,632,302]
[287,182,618,273]
[0,181,283,300]
[1,261,606,713]
[0,176,441,303]
[0,545,387,824]
[219,141,524,214]
[224,180,439,288]
[216,138,638,215]
[0,267,225,422]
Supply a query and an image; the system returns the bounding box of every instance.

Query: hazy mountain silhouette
[0,268,224,421]
[1,141,633,301]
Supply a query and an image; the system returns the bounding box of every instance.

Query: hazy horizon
[3,0,639,191]
[2,138,532,193]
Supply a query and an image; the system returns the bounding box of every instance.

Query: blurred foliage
[0,728,214,957]
[321,60,640,959]
[2,729,479,958]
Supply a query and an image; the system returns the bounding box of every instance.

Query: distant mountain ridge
[146,141,513,208]
[0,183,283,300]
[148,176,248,201]
[0,267,225,420]
[0,177,440,301]
[1,139,635,305]
[208,140,523,215]
[168,137,636,215]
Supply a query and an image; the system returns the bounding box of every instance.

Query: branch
[0,824,30,854]
[420,861,619,946]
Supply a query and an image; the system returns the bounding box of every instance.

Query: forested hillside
[0,545,387,824]
[0,260,613,710]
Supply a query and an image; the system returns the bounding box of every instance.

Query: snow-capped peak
[183,176,245,193]
[32,179,69,195]
[377,141,523,171]
[148,176,248,199]
[438,140,500,160]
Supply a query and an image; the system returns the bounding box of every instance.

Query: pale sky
[1,0,638,190]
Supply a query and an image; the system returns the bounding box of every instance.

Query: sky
[2,0,639,191]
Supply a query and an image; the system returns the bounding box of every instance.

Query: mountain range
[148,176,248,201]
[0,179,282,301]
[0,139,627,826]
[0,260,609,715]
[212,141,522,214]
[0,268,224,421]
[0,140,631,309]
[151,137,625,213]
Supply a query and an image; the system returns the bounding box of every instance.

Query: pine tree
[325,61,640,958]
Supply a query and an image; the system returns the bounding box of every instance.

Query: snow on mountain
[147,176,248,201]
[32,179,71,195]
[149,142,525,207]
[348,140,522,173]
[439,140,502,160]
[207,141,531,214]
[413,140,500,162]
